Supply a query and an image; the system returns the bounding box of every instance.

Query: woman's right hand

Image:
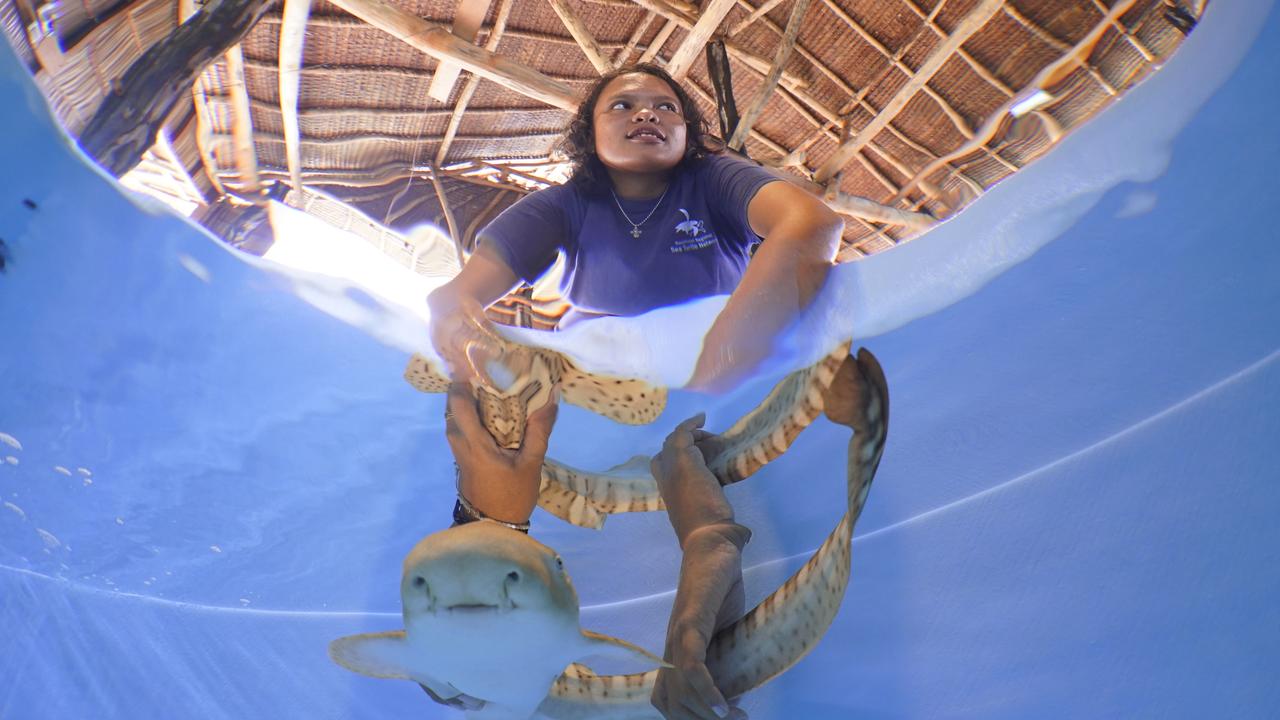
[427,284,504,384]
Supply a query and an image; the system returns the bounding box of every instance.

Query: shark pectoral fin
[328,631,416,680]
[577,629,672,670]
[404,353,450,394]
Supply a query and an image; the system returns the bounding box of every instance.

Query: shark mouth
[443,603,512,615]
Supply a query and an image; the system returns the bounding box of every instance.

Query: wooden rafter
[814,0,1006,184]
[428,0,494,102]
[728,0,811,150]
[436,0,514,165]
[224,45,263,193]
[614,11,656,65]
[325,0,579,110]
[638,18,677,63]
[278,0,310,193]
[78,0,271,177]
[549,0,613,74]
[893,0,1141,202]
[428,167,467,265]
[630,0,809,90]
[729,0,789,35]
[1091,0,1153,60]
[1002,2,1117,94]
[664,0,737,80]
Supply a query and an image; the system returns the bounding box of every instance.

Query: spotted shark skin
[407,342,852,530]
[534,348,890,718]
[405,341,666,450]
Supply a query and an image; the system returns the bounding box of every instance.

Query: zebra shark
[534,348,890,718]
[373,345,889,717]
[329,520,670,719]
[404,341,852,529]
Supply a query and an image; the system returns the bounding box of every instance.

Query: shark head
[330,521,666,718]
[399,520,579,629]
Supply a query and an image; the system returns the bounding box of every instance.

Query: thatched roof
[5,0,1204,293]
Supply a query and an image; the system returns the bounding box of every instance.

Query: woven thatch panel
[1,1,34,71]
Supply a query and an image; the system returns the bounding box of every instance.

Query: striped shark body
[535,348,890,718]
[406,342,851,530]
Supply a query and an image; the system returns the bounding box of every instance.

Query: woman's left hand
[445,382,558,524]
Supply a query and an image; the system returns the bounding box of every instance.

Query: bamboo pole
[814,0,1006,183]
[427,0,494,102]
[664,0,740,80]
[325,0,579,110]
[728,0,810,150]
[549,0,614,74]
[279,0,310,192]
[436,0,515,165]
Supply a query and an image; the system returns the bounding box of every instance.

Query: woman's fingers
[517,387,559,465]
[444,383,488,449]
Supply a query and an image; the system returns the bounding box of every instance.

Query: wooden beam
[427,0,493,102]
[663,0,737,80]
[637,18,677,63]
[279,0,310,193]
[614,11,656,65]
[729,0,788,35]
[223,45,262,194]
[727,0,810,150]
[326,0,579,110]
[79,0,272,177]
[429,168,466,266]
[549,0,613,74]
[629,0,808,89]
[436,0,514,165]
[814,0,1005,184]
[893,0,1140,202]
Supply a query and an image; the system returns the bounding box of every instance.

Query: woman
[428,63,842,391]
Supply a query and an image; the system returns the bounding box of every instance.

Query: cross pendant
[630,227,642,238]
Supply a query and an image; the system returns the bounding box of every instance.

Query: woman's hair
[559,64,720,194]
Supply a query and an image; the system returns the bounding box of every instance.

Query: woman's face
[591,73,688,176]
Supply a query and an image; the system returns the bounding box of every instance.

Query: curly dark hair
[559,64,721,195]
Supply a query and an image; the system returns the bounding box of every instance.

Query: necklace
[610,186,669,238]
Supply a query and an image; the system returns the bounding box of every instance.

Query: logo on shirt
[670,208,716,254]
[674,208,708,237]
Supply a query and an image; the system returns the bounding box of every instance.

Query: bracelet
[452,493,531,533]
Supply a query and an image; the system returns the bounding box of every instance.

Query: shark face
[330,521,666,719]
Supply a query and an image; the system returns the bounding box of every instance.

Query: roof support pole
[548,0,614,74]
[79,0,272,177]
[814,0,1006,184]
[427,0,494,101]
[435,0,514,165]
[892,0,1140,203]
[279,0,311,193]
[326,0,579,110]
[663,0,739,80]
[224,45,263,194]
[727,0,810,151]
[637,18,677,63]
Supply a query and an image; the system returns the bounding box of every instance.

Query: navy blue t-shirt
[480,153,781,324]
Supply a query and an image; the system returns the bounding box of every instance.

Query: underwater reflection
[331,341,889,719]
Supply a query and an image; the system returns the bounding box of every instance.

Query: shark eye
[412,576,426,588]
[507,570,520,583]
[554,556,565,570]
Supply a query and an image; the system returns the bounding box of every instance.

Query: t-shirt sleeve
[476,185,573,283]
[702,153,785,248]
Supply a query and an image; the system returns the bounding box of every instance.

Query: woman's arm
[688,180,842,392]
[427,243,522,382]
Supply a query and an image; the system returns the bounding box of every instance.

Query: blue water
[3,1,1279,717]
